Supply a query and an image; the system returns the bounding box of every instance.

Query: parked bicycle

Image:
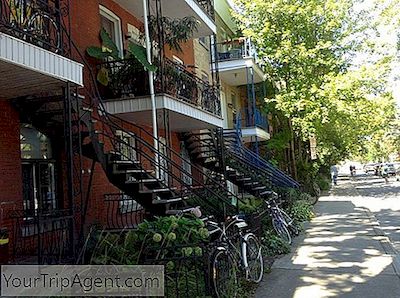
[207,216,263,298]
[261,191,299,245]
[0,0,61,52]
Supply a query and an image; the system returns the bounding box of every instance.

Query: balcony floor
[104,94,223,131]
[0,32,83,99]
[241,126,270,142]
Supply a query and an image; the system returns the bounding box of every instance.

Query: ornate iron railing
[104,193,146,231]
[0,0,70,55]
[98,57,221,116]
[194,0,215,19]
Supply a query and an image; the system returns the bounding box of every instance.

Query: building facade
[0,0,298,266]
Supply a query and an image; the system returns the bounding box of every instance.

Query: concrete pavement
[255,179,400,298]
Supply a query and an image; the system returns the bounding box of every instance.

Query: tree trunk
[288,119,298,180]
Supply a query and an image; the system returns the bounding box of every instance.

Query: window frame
[99,5,124,58]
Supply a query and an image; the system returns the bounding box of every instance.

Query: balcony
[102,57,223,131]
[238,107,270,142]
[0,0,83,98]
[113,0,216,38]
[213,37,265,86]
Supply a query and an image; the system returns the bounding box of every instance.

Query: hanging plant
[149,16,198,52]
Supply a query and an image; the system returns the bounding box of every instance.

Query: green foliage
[289,200,314,223]
[238,197,263,214]
[87,215,208,265]
[233,0,398,181]
[315,175,330,191]
[261,230,291,256]
[149,16,198,52]
[128,43,157,72]
[86,29,157,86]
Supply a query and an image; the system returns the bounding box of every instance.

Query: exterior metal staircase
[182,129,299,199]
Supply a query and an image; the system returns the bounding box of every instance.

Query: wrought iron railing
[104,193,146,231]
[0,0,70,55]
[98,57,221,116]
[243,107,269,130]
[194,0,215,19]
[217,37,260,65]
[8,208,74,264]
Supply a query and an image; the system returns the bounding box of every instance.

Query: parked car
[363,163,377,173]
[381,163,396,177]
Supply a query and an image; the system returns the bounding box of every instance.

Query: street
[255,174,400,298]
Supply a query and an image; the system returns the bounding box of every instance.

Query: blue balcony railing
[244,107,268,130]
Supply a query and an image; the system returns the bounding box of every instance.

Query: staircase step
[237,177,251,181]
[125,178,158,184]
[139,188,176,194]
[152,198,182,204]
[165,207,198,215]
[253,186,267,191]
[112,160,140,166]
[244,182,260,186]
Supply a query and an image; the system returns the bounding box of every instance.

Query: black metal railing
[98,57,221,116]
[104,193,146,231]
[9,208,74,264]
[0,0,70,55]
[194,0,215,19]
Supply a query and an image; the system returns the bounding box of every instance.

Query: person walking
[331,164,339,185]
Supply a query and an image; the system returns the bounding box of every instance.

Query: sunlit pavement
[255,174,400,298]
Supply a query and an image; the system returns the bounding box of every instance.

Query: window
[199,36,209,49]
[127,23,144,46]
[20,125,57,216]
[99,5,123,57]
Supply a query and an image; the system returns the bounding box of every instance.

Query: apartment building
[0,0,299,267]
[213,0,270,151]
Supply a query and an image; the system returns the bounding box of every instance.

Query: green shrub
[261,230,291,256]
[315,175,330,191]
[289,200,314,222]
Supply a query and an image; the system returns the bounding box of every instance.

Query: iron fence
[9,208,74,264]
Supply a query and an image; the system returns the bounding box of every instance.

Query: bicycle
[261,191,299,245]
[207,216,263,298]
[0,0,61,52]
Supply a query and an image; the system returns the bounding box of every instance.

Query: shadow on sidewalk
[255,196,400,298]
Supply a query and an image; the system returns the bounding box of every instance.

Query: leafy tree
[232,0,398,185]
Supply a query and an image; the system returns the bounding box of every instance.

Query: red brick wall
[68,0,198,229]
[0,100,23,260]
[0,101,22,204]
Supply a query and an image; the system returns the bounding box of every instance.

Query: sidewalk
[254,182,400,298]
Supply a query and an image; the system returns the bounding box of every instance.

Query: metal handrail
[243,107,269,130]
[59,22,239,217]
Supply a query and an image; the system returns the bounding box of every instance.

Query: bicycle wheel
[242,233,263,283]
[211,248,238,298]
[280,209,299,236]
[27,12,61,52]
[272,217,292,244]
